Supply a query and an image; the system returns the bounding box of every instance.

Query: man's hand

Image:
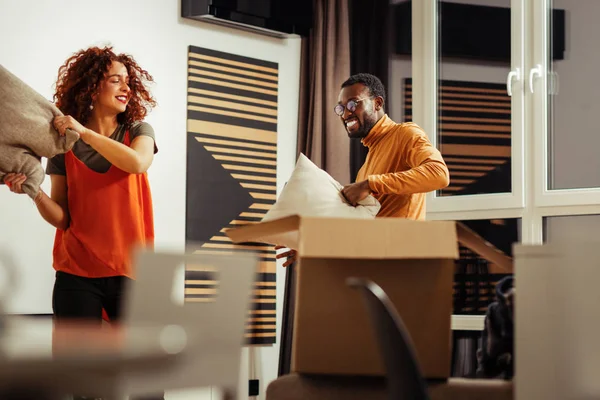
[275,245,297,267]
[341,179,372,206]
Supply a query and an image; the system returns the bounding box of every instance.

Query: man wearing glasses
[277,73,450,266]
[337,73,449,219]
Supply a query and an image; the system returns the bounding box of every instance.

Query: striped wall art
[185,45,278,345]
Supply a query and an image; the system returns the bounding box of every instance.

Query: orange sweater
[356,114,449,220]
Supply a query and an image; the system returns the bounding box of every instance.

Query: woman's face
[93,61,130,116]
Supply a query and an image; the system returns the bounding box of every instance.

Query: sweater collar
[361,114,393,148]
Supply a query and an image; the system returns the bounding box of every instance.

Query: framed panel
[185,45,279,345]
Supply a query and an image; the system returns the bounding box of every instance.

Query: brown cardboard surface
[225,215,300,248]
[291,257,455,377]
[226,215,458,259]
[226,216,457,377]
[297,217,457,259]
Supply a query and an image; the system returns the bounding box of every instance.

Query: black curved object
[346,277,430,400]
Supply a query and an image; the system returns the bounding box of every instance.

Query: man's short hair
[341,73,386,108]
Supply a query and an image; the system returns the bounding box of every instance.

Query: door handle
[529,64,542,93]
[506,68,521,97]
[549,70,560,95]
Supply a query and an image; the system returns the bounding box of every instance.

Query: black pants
[53,271,165,400]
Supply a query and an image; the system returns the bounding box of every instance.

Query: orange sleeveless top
[52,130,154,279]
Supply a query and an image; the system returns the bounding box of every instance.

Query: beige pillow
[0,64,79,199]
[262,153,380,249]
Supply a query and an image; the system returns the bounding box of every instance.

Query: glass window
[454,217,520,315]
[435,0,512,197]
[543,214,600,243]
[547,1,600,190]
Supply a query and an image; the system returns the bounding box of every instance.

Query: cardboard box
[227,215,458,378]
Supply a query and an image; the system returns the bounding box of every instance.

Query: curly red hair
[53,46,156,126]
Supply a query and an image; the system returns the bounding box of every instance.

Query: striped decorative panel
[185,45,278,345]
[404,78,511,196]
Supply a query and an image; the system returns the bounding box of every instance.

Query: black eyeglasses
[334,98,370,116]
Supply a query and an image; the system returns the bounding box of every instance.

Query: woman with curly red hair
[4,45,159,379]
[5,44,162,399]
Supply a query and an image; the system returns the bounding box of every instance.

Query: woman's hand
[53,115,85,140]
[3,173,27,194]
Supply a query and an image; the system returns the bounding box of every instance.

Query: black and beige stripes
[404,78,511,196]
[186,46,278,345]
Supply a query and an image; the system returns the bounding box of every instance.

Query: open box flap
[226,215,458,260]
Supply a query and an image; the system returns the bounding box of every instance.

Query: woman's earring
[89,103,94,110]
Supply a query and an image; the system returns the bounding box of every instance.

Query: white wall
[0,0,301,398]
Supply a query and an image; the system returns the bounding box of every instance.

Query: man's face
[336,83,380,139]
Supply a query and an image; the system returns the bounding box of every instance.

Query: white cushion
[262,153,380,249]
